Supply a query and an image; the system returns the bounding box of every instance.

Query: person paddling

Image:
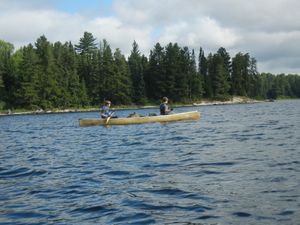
[101,100,117,119]
[160,97,173,115]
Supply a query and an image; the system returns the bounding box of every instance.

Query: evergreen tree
[101,39,117,103]
[287,74,300,97]
[128,41,146,104]
[0,40,15,108]
[90,48,102,104]
[198,47,207,97]
[15,44,40,108]
[53,41,89,107]
[231,52,250,96]
[247,57,259,98]
[164,43,181,101]
[210,53,230,99]
[76,32,97,99]
[113,48,132,104]
[217,47,231,94]
[53,41,69,107]
[205,53,214,98]
[189,49,203,100]
[75,31,97,54]
[35,35,60,108]
[145,42,165,100]
[177,46,190,101]
[1,35,300,110]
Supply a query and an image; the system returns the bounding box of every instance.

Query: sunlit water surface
[0,100,299,224]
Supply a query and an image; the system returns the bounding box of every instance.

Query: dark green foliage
[198,48,208,98]
[232,52,246,96]
[128,41,147,105]
[0,40,15,107]
[207,52,230,99]
[189,50,203,100]
[113,48,132,104]
[205,53,214,98]
[75,31,97,54]
[145,43,165,100]
[76,32,98,101]
[15,44,40,108]
[163,43,184,101]
[98,39,115,104]
[0,33,299,110]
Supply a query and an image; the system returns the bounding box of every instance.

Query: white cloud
[0,9,84,48]
[86,17,152,54]
[0,0,299,74]
[158,17,240,50]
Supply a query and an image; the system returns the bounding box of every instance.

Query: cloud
[158,17,241,51]
[0,9,82,47]
[0,0,299,74]
[112,0,300,73]
[86,17,152,54]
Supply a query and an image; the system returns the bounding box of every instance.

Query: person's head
[104,100,111,106]
[162,97,168,103]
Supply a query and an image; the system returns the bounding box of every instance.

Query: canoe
[79,111,200,126]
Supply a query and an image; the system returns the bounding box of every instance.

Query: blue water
[0,100,299,224]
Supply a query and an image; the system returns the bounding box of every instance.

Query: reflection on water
[0,100,300,224]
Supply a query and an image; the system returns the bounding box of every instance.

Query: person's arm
[165,104,172,113]
[101,112,107,118]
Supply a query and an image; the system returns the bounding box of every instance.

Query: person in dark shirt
[159,97,173,115]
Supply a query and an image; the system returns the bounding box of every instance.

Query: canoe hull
[79,111,200,126]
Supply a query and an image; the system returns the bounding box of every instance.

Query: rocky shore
[192,97,262,106]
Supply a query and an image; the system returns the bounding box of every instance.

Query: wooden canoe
[79,111,200,126]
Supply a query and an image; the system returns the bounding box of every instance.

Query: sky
[0,0,300,74]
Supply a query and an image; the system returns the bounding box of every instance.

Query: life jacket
[101,105,110,118]
[160,103,167,115]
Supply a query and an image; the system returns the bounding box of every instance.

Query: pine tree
[176,46,189,101]
[198,47,207,97]
[247,57,259,98]
[190,49,203,100]
[0,40,15,108]
[113,48,132,104]
[205,53,214,98]
[145,42,165,100]
[217,47,231,94]
[232,52,247,96]
[75,31,97,54]
[128,41,146,104]
[210,53,230,99]
[101,39,117,103]
[76,32,98,100]
[54,41,89,107]
[164,43,181,101]
[35,35,59,108]
[16,44,40,108]
[90,48,102,104]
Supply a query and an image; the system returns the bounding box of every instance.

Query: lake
[0,100,299,224]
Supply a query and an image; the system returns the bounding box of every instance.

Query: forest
[0,31,300,110]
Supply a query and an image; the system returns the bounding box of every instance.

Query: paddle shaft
[106,112,114,124]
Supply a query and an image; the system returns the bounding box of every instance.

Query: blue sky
[0,0,300,74]
[52,0,113,16]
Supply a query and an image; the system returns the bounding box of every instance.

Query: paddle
[106,111,114,125]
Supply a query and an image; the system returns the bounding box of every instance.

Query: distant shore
[191,96,264,106]
[0,97,268,117]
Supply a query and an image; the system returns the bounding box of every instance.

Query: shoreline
[0,97,268,117]
[192,96,263,106]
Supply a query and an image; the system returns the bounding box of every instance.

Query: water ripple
[0,100,299,224]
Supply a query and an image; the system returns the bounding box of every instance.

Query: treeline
[0,32,300,110]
